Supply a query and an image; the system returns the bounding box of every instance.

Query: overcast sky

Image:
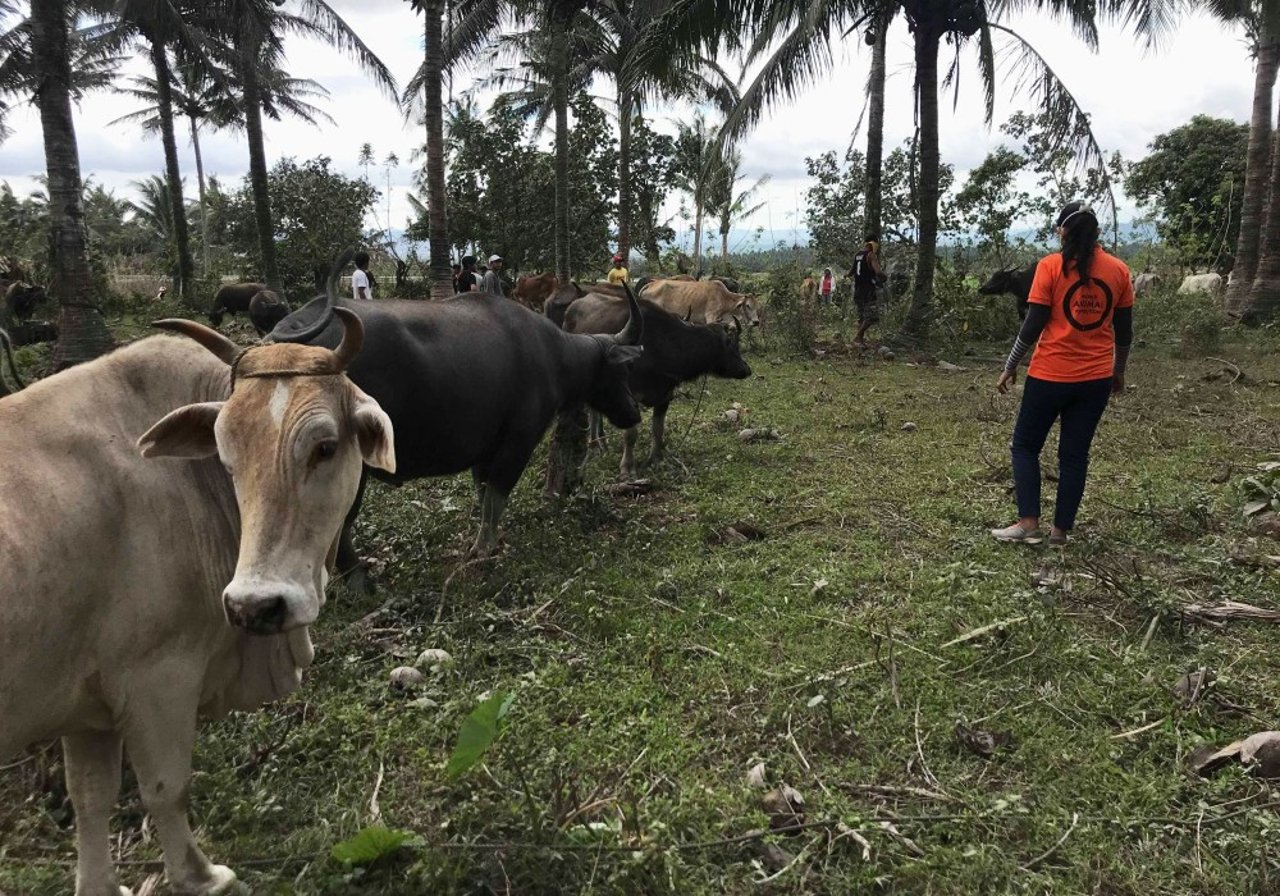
[0,3,1256,254]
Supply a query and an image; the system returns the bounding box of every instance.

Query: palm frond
[989,21,1118,232]
[298,0,397,97]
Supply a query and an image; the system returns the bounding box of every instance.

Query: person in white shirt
[352,250,374,300]
[482,254,506,297]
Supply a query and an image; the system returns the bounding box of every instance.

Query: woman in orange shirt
[992,202,1134,546]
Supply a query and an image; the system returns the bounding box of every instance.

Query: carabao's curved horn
[269,247,355,345]
[612,281,643,346]
[330,306,364,371]
[153,318,242,365]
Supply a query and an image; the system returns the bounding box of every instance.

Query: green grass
[3,314,1280,894]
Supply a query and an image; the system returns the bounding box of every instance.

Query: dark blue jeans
[1011,375,1112,531]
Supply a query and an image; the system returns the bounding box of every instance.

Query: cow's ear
[350,387,396,474]
[138,401,224,459]
[607,344,643,366]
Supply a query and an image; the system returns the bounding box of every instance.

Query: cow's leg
[470,485,510,558]
[122,683,237,895]
[587,409,607,449]
[646,402,670,466]
[472,439,538,557]
[336,470,373,594]
[64,730,131,896]
[621,424,641,479]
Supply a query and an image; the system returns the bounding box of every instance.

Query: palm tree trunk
[239,40,282,294]
[692,204,703,274]
[30,0,114,369]
[1246,99,1280,322]
[721,225,729,262]
[903,27,940,341]
[1227,26,1280,316]
[617,89,633,261]
[190,115,210,279]
[150,40,195,305]
[864,9,889,242]
[550,4,578,282]
[423,0,453,299]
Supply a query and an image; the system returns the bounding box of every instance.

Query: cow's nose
[223,589,290,634]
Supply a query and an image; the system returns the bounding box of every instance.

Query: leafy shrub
[763,260,817,353]
[1179,304,1225,356]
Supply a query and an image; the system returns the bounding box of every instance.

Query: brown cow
[639,278,761,329]
[0,309,394,895]
[512,272,559,311]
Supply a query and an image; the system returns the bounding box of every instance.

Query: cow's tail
[0,326,25,395]
[268,248,354,345]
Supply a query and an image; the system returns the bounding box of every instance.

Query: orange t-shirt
[1026,248,1134,383]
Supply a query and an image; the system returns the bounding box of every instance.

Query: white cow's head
[137,309,394,634]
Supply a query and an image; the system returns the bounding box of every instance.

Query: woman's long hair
[1059,203,1100,282]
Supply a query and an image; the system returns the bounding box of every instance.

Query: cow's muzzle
[223,580,316,635]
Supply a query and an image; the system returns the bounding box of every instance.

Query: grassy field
[3,308,1280,894]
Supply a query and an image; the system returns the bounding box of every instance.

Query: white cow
[1133,272,1163,296]
[1178,272,1223,294]
[0,310,394,895]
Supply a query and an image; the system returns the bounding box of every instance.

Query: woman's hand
[1112,374,1125,394]
[996,369,1017,394]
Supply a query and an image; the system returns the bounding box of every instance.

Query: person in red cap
[607,253,629,286]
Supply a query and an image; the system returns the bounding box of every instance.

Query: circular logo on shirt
[1062,277,1113,331]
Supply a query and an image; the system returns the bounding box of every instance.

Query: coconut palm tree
[1201,1,1280,318]
[672,112,722,273]
[195,0,395,295]
[4,0,117,367]
[649,0,1177,340]
[707,147,770,262]
[404,0,455,298]
[102,0,220,303]
[437,0,588,281]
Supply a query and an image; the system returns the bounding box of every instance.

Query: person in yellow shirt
[607,253,629,285]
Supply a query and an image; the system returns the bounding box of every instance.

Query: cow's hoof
[178,865,241,896]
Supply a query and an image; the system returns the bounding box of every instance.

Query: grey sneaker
[991,523,1043,544]
[1047,530,1069,547]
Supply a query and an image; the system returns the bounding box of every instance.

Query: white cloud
[0,5,1256,248]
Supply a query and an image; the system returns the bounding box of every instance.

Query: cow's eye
[314,440,338,461]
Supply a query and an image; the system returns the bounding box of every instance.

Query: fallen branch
[1205,357,1243,385]
[1020,812,1080,872]
[1182,601,1280,624]
[940,616,1028,649]
[1110,718,1165,740]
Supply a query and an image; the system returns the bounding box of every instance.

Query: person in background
[607,253,629,286]
[991,201,1134,547]
[352,250,374,300]
[819,267,835,306]
[456,256,480,293]
[848,238,884,346]
[451,263,462,294]
[483,254,506,296]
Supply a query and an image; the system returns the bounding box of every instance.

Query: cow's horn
[153,318,242,365]
[330,306,364,371]
[613,281,644,345]
[269,247,354,344]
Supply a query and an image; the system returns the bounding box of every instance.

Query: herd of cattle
[0,252,1236,895]
[975,264,1219,318]
[0,258,763,895]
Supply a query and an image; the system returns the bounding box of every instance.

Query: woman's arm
[1003,303,1051,372]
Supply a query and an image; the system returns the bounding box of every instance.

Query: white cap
[488,254,502,263]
